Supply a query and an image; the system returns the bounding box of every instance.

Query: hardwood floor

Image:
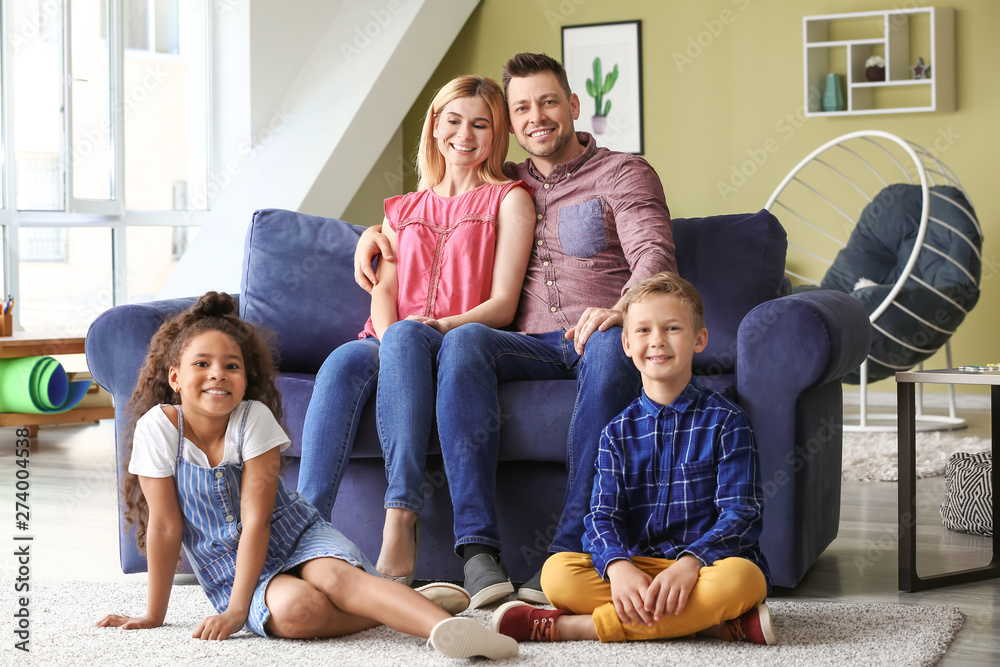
[1,407,996,663]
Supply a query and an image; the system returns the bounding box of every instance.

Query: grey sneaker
[464,553,514,609]
[516,567,549,605]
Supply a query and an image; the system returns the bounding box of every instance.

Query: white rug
[842,431,991,482]
[3,581,965,666]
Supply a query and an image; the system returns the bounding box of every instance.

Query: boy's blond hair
[621,272,705,333]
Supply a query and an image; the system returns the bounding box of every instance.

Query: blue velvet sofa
[86,207,871,588]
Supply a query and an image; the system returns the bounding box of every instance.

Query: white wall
[159,0,480,298]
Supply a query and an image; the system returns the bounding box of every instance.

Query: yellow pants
[541,552,766,643]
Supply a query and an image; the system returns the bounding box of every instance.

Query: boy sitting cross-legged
[491,272,776,645]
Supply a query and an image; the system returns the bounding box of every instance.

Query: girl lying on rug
[95,292,516,660]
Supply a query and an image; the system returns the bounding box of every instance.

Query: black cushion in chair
[818,184,981,383]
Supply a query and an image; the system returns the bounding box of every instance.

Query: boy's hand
[644,554,701,620]
[192,610,247,641]
[95,613,161,630]
[607,560,654,627]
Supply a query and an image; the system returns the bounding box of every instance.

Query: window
[3,0,210,334]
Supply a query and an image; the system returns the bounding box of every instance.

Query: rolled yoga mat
[0,356,92,414]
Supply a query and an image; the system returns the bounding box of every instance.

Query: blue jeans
[297,322,442,519]
[376,320,443,512]
[436,323,641,557]
[297,337,381,518]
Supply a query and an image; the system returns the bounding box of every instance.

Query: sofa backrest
[240,207,787,376]
[241,208,371,374]
[673,209,787,375]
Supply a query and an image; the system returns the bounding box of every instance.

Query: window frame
[1,0,211,321]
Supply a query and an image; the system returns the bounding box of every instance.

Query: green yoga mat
[0,356,93,414]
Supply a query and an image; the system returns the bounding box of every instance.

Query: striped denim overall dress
[174,402,378,636]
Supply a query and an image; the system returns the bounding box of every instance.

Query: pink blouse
[361,180,531,339]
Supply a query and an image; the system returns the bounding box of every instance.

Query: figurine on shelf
[865,55,886,82]
[911,56,931,79]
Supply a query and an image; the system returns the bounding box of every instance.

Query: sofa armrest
[735,290,871,587]
[86,297,206,403]
[737,290,871,396]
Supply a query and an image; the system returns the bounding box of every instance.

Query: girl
[297,75,535,589]
[96,292,516,660]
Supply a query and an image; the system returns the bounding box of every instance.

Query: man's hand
[354,225,393,293]
[95,613,162,630]
[643,555,701,621]
[192,609,247,641]
[404,314,453,335]
[565,307,623,355]
[607,560,654,627]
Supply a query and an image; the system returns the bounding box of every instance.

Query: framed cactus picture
[562,20,643,154]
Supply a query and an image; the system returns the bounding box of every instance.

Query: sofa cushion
[673,210,787,375]
[241,209,372,374]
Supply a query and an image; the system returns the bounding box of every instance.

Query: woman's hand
[355,225,393,293]
[405,315,453,334]
[192,609,247,641]
[95,613,162,630]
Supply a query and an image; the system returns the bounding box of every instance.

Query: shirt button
[215,471,224,479]
[537,239,543,246]
[225,514,235,522]
[547,280,553,286]
[543,261,550,267]
[550,306,557,312]
[536,214,543,220]
[543,184,550,189]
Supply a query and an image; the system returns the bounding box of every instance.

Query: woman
[297,75,534,584]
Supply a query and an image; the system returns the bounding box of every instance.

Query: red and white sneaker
[723,603,777,645]
[490,601,566,642]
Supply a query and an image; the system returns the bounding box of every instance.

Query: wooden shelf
[0,406,114,428]
[803,7,954,116]
[0,331,113,437]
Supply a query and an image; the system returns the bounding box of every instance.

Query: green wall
[397,0,999,392]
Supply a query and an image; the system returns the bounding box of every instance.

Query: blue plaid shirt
[583,381,770,591]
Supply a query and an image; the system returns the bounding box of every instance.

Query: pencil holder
[0,313,11,336]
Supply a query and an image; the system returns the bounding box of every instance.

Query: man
[354,52,675,608]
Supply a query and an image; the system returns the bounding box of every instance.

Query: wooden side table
[896,368,999,591]
[0,332,115,436]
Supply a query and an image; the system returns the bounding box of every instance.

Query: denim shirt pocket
[558,199,608,258]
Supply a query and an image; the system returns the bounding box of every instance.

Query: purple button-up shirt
[505,132,675,335]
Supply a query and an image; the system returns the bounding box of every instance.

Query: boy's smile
[622,292,708,406]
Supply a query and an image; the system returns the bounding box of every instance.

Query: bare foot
[376,508,418,578]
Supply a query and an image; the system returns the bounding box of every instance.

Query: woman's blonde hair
[416,75,511,191]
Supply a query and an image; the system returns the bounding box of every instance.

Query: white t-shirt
[128,400,290,477]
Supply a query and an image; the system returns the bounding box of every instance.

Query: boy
[490,272,775,645]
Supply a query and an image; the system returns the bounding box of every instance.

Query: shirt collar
[638,381,702,417]
[524,131,596,181]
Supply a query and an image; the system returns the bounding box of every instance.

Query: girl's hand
[405,315,452,334]
[95,613,162,630]
[192,610,247,641]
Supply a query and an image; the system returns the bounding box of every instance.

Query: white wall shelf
[803,7,954,116]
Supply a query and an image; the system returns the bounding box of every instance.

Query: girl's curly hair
[120,292,284,553]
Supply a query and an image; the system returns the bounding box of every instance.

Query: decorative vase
[592,115,607,135]
[823,73,844,112]
[865,65,886,82]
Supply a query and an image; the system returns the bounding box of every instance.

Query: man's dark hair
[502,52,572,99]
